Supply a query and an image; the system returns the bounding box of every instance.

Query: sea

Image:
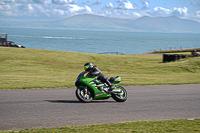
[1,27,200,54]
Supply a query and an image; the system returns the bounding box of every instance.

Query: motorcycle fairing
[79,76,111,99]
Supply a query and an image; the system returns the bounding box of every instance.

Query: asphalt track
[0,84,200,131]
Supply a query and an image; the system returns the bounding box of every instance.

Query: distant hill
[53,14,134,30]
[1,14,200,33]
[133,16,200,33]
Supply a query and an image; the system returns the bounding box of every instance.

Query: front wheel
[76,87,93,103]
[112,85,127,102]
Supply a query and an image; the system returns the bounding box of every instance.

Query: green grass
[1,47,200,132]
[0,47,200,89]
[1,119,200,133]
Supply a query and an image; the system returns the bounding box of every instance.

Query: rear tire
[76,88,93,103]
[112,85,127,102]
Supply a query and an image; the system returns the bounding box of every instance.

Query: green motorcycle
[75,71,127,103]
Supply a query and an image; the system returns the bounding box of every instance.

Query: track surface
[0,84,200,130]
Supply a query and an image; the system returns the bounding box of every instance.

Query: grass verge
[1,119,200,133]
[0,47,200,89]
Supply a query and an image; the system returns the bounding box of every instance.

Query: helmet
[84,62,93,71]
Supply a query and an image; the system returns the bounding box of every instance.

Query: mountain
[133,16,200,32]
[1,14,200,33]
[53,14,135,31]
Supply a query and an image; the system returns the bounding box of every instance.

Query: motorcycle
[75,71,127,103]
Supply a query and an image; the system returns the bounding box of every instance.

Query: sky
[0,0,200,22]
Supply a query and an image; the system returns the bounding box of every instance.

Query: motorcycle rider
[84,62,115,92]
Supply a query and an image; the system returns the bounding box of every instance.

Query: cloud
[32,0,45,4]
[104,1,138,19]
[117,1,134,10]
[152,7,171,16]
[103,8,140,19]
[140,0,149,9]
[69,4,92,13]
[172,7,188,16]
[0,0,198,22]
[18,4,34,11]
[148,7,188,18]
[0,0,93,20]
[2,0,15,3]
[52,0,77,5]
[0,4,11,10]
[93,0,101,5]
[106,2,114,9]
[105,1,189,20]
[0,4,12,16]
[196,10,200,18]
[106,1,134,10]
[52,8,66,15]
[85,5,92,13]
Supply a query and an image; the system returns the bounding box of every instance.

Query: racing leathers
[86,66,114,90]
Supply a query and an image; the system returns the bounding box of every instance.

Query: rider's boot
[105,80,115,92]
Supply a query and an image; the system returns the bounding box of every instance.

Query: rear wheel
[76,87,93,103]
[112,85,127,102]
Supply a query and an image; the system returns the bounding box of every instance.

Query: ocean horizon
[1,27,200,54]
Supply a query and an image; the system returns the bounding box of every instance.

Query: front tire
[112,85,127,102]
[76,87,93,103]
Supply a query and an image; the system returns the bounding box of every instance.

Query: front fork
[79,86,89,98]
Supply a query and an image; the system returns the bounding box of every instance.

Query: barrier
[163,54,188,63]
